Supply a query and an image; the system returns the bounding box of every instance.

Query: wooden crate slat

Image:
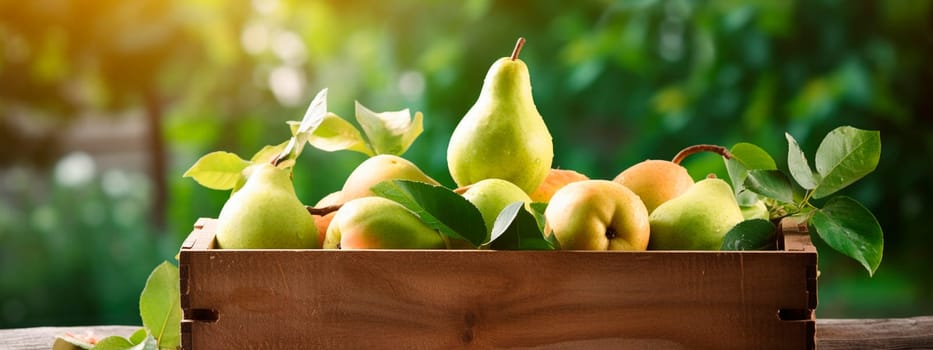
[180,218,817,349]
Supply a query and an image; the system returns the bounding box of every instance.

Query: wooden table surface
[2,316,931,349]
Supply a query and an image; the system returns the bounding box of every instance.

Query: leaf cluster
[721,126,883,276]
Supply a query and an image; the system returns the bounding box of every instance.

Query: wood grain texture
[180,218,817,349]
[4,317,930,349]
[816,317,933,350]
[0,325,137,350]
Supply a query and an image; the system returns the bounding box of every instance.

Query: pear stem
[511,37,526,61]
[307,204,342,216]
[671,144,732,165]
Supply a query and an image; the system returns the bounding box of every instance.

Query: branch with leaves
[721,126,883,275]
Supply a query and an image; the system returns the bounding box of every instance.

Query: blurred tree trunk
[144,89,167,231]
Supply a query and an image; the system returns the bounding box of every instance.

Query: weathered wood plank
[1,318,931,349]
[816,316,933,349]
[0,325,137,350]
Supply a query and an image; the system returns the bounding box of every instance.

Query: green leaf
[139,261,182,349]
[785,132,821,190]
[182,151,250,190]
[129,336,157,350]
[276,87,328,163]
[128,328,147,345]
[90,336,135,350]
[811,196,884,276]
[528,202,548,234]
[744,170,796,204]
[355,102,424,156]
[371,180,487,247]
[726,143,777,204]
[306,112,375,156]
[250,141,291,166]
[488,202,554,250]
[721,219,776,250]
[812,126,881,199]
[54,334,96,350]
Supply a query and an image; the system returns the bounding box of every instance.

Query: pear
[529,168,589,203]
[648,178,744,250]
[215,163,318,249]
[341,154,440,201]
[613,159,694,213]
[545,180,650,251]
[447,38,553,194]
[741,199,770,221]
[462,178,532,237]
[311,190,343,248]
[324,197,447,249]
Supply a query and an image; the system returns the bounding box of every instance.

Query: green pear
[324,196,447,249]
[341,154,440,202]
[462,178,532,238]
[648,178,744,250]
[741,199,770,221]
[544,180,650,250]
[447,38,553,194]
[613,159,694,213]
[215,163,318,249]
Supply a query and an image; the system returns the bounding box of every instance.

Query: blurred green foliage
[1,0,931,327]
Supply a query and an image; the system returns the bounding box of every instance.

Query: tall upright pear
[447,37,553,194]
[215,163,318,249]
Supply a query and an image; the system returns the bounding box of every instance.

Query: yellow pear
[544,180,650,250]
[614,159,694,213]
[447,38,553,194]
[324,197,446,249]
[215,164,318,249]
[341,154,439,201]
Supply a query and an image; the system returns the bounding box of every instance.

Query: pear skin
[462,178,532,236]
[648,178,744,250]
[215,163,318,249]
[544,180,650,251]
[614,159,694,213]
[447,39,553,194]
[341,154,439,201]
[325,197,447,249]
[529,168,589,203]
[741,200,770,221]
[312,190,343,248]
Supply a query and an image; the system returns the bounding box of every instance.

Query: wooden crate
[179,218,817,349]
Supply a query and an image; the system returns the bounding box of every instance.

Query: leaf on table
[785,132,821,190]
[128,329,147,345]
[139,261,182,349]
[488,201,553,250]
[89,336,134,350]
[721,219,776,250]
[182,151,250,190]
[355,102,423,156]
[811,196,884,276]
[371,180,486,247]
[744,169,797,204]
[54,333,96,350]
[812,126,881,199]
[129,335,157,350]
[306,112,375,156]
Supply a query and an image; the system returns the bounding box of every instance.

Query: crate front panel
[181,233,815,349]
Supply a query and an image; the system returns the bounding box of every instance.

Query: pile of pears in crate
[185,38,884,276]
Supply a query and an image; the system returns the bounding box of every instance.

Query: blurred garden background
[1,0,931,327]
